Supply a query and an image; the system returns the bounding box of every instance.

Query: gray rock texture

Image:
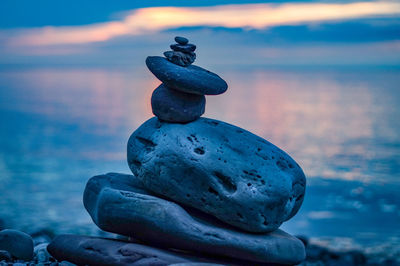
[84,173,305,265]
[47,235,266,266]
[164,51,196,67]
[127,117,306,233]
[146,56,227,95]
[47,234,192,266]
[0,229,34,261]
[151,83,205,123]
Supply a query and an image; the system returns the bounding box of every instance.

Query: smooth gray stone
[171,43,196,53]
[146,56,227,95]
[175,36,189,45]
[151,84,205,123]
[127,117,306,233]
[164,51,196,67]
[0,229,34,261]
[84,173,305,265]
[47,235,256,266]
[47,235,191,266]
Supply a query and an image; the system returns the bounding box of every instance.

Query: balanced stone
[151,84,205,123]
[171,43,196,53]
[164,51,196,67]
[175,36,189,45]
[84,173,306,264]
[0,229,34,261]
[127,117,306,233]
[146,56,227,95]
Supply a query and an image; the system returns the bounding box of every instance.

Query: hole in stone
[135,136,156,147]
[194,147,205,155]
[261,180,266,185]
[208,186,219,196]
[237,212,243,219]
[276,160,288,170]
[186,194,191,198]
[213,171,237,193]
[130,159,142,167]
[247,183,252,186]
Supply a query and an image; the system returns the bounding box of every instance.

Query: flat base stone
[83,173,306,265]
[47,235,285,266]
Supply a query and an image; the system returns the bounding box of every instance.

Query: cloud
[4,1,400,47]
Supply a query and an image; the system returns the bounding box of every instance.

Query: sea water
[0,66,399,255]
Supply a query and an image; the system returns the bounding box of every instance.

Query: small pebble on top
[175,36,188,45]
[164,36,196,67]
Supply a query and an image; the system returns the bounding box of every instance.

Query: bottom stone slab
[47,235,283,266]
[83,173,305,265]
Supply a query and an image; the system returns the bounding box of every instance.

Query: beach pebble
[175,36,189,45]
[34,243,50,263]
[84,173,305,264]
[127,117,306,233]
[171,43,196,53]
[146,56,228,95]
[59,261,78,266]
[151,83,205,123]
[164,51,196,67]
[0,250,12,262]
[0,229,34,261]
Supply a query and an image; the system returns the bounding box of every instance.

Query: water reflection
[0,67,399,248]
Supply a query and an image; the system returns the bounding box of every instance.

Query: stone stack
[47,37,307,266]
[148,36,227,123]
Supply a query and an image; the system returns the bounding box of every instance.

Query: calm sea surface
[0,66,399,255]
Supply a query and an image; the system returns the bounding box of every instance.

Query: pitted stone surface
[146,56,227,95]
[127,117,306,233]
[84,173,306,265]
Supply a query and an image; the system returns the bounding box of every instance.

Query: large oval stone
[127,118,306,233]
[151,83,205,123]
[146,56,228,95]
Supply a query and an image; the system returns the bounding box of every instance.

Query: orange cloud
[5,1,400,47]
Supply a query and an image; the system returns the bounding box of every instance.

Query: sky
[0,0,399,68]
